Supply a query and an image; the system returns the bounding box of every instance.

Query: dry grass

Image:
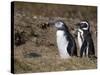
[14,57,97,73]
[13,2,97,74]
[14,39,97,74]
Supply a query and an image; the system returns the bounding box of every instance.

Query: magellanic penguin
[50,20,77,59]
[76,20,95,58]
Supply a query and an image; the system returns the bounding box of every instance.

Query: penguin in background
[76,20,95,58]
[49,20,77,59]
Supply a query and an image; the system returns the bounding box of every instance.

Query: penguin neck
[57,27,69,34]
[83,30,89,33]
[83,30,91,38]
[56,30,65,36]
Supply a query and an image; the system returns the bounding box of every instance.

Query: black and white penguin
[50,20,77,59]
[77,20,95,57]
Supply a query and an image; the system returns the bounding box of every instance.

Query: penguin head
[54,20,68,30]
[48,20,69,31]
[77,21,90,31]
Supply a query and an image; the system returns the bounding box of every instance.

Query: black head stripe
[81,23,88,28]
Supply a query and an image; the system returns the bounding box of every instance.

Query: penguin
[50,20,77,59]
[76,20,95,58]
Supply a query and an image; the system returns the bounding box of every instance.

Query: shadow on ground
[24,52,41,58]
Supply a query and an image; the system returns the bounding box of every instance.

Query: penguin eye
[55,22,63,28]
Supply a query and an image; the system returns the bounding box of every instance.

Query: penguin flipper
[80,40,87,57]
[67,37,77,56]
[67,41,72,56]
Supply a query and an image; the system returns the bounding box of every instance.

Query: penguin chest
[78,29,83,49]
[56,30,70,58]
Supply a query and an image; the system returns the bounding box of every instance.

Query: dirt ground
[12,2,97,74]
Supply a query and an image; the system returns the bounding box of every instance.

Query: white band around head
[82,27,88,30]
[80,21,89,30]
[80,21,89,26]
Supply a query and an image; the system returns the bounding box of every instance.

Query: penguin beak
[75,23,81,30]
[48,22,54,26]
[76,23,80,27]
[48,21,55,27]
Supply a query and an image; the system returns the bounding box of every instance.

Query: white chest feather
[78,29,83,49]
[56,30,70,59]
